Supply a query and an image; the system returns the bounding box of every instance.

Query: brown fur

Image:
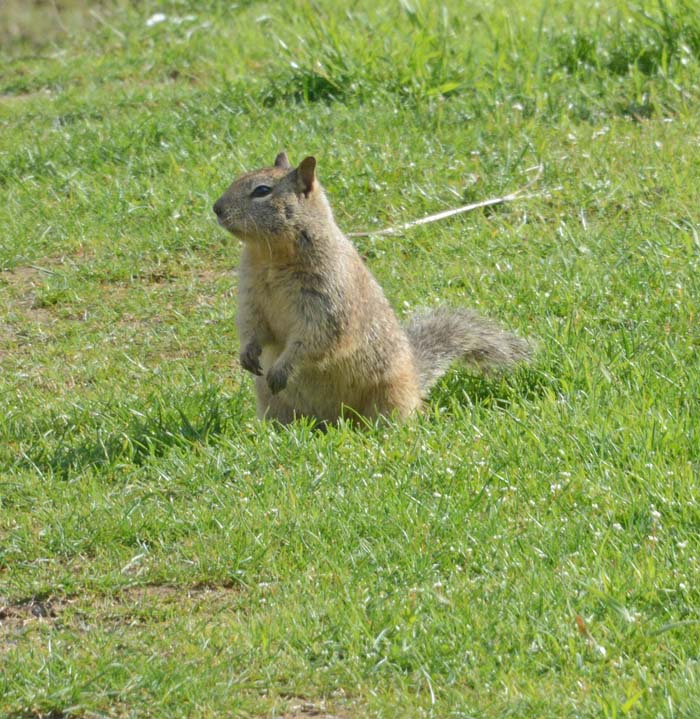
[213,153,530,425]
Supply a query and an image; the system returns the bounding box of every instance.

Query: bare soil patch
[115,582,242,605]
[1,584,243,633]
[274,701,353,719]
[3,711,71,719]
[0,264,58,328]
[0,595,74,631]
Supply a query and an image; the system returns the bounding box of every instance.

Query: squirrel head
[213,152,331,246]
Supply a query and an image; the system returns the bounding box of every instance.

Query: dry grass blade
[347,165,543,237]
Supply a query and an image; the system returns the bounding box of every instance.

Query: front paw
[266,364,289,395]
[240,341,263,376]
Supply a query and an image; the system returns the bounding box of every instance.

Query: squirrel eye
[251,185,272,198]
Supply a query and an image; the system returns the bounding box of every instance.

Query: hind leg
[359,369,422,422]
[254,375,296,424]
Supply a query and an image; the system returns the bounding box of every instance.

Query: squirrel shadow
[24,366,553,480]
[429,363,553,414]
[24,385,248,479]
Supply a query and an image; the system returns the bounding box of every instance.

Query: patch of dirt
[0,264,57,327]
[1,265,43,300]
[1,0,101,50]
[0,583,243,633]
[3,711,71,719]
[0,595,74,631]
[1,265,44,287]
[1,253,92,293]
[272,701,353,719]
[193,267,237,284]
[115,582,242,603]
[0,89,53,104]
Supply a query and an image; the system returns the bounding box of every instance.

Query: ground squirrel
[213,152,531,425]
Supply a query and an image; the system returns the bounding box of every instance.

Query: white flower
[146,13,167,27]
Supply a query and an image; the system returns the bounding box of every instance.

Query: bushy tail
[404,307,532,396]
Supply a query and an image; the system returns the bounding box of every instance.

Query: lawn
[1,1,699,717]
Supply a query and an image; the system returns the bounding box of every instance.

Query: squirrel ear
[274,152,290,169]
[296,156,316,195]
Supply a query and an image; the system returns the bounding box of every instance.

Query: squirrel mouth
[216,215,238,234]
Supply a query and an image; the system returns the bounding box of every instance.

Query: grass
[1,0,700,717]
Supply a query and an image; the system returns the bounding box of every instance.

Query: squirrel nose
[213,200,224,217]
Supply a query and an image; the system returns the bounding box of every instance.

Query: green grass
[2,0,700,717]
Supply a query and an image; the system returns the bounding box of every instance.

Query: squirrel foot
[266,363,289,395]
[240,341,263,376]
